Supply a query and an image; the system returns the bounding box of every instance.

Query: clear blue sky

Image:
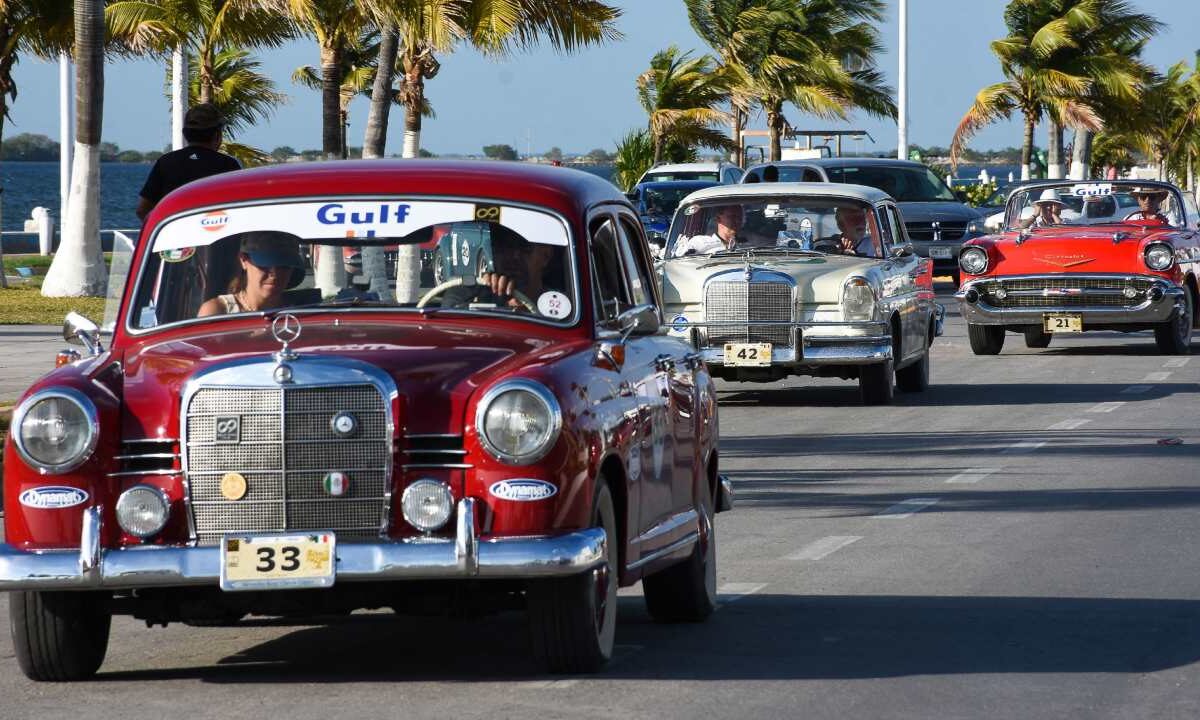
[7,1,1200,157]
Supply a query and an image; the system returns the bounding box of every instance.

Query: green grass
[0,285,106,325]
[2,254,54,274]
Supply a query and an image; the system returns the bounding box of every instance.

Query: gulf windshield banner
[152,200,568,250]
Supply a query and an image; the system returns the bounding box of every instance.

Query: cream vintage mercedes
[659,183,941,404]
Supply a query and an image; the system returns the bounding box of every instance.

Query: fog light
[402,479,454,532]
[965,289,980,303]
[1123,286,1138,299]
[116,485,170,538]
[1148,286,1164,302]
[992,286,1008,300]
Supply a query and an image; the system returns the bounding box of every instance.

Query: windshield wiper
[288,297,396,310]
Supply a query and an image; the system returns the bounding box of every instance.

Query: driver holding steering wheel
[440,225,554,312]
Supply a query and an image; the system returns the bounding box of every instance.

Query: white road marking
[1048,418,1091,431]
[874,498,940,519]
[1088,401,1126,413]
[1164,358,1190,368]
[1121,385,1152,394]
[717,582,767,605]
[786,535,862,560]
[1002,440,1047,454]
[946,468,1000,484]
[1142,371,1172,382]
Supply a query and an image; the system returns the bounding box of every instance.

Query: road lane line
[1121,385,1152,394]
[1142,371,1172,382]
[1048,418,1091,431]
[1088,401,1126,413]
[1164,358,1190,368]
[874,498,940,519]
[946,468,1000,484]
[1002,440,1047,454]
[786,535,862,560]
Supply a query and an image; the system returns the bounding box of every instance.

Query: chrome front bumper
[955,279,1185,326]
[0,499,607,592]
[691,320,892,366]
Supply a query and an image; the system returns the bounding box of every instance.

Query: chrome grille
[704,281,793,346]
[983,277,1154,309]
[907,222,967,241]
[185,384,389,545]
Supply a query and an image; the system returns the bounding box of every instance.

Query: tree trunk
[1020,115,1034,181]
[1069,128,1092,180]
[198,55,214,104]
[171,48,187,150]
[400,46,429,160]
[0,96,7,288]
[43,0,108,298]
[766,101,784,162]
[730,105,743,167]
[1188,148,1197,205]
[1047,120,1063,179]
[320,43,342,161]
[363,27,398,160]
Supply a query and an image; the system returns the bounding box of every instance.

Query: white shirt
[673,233,734,257]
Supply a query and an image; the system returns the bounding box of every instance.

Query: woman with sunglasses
[198,232,307,316]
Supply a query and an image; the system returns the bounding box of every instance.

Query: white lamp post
[897,0,908,160]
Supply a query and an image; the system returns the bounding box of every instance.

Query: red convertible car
[0,160,730,680]
[956,180,1200,354]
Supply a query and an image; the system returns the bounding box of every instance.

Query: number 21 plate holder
[220,532,337,591]
[1043,313,1083,333]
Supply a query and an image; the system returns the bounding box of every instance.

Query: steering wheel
[416,276,538,313]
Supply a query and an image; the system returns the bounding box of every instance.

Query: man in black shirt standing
[136,103,241,220]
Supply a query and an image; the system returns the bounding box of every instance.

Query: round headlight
[959,246,989,275]
[13,388,98,474]
[116,485,170,538]
[401,479,454,532]
[1145,243,1174,271]
[841,277,877,321]
[475,380,562,465]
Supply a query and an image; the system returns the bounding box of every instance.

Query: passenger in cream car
[672,205,744,256]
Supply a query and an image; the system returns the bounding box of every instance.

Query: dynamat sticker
[19,486,89,510]
[154,200,569,252]
[489,479,558,502]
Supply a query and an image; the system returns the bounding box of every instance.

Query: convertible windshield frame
[1002,181,1184,232]
[124,194,581,337]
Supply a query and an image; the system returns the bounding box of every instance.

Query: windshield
[129,198,577,330]
[666,197,884,259]
[643,170,720,182]
[826,165,956,202]
[640,185,711,218]
[1004,182,1176,231]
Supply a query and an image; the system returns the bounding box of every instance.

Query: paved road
[0,325,60,403]
[1,291,1199,719]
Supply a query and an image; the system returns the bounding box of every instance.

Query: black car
[742,158,985,285]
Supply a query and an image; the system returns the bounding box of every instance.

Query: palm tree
[735,0,896,161]
[1129,60,1200,182]
[294,29,382,158]
[383,1,621,161]
[0,1,74,289]
[192,46,286,166]
[637,46,732,163]
[42,0,107,297]
[612,129,655,192]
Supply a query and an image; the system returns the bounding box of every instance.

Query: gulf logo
[200,211,230,232]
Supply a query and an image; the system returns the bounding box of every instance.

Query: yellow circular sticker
[220,472,248,501]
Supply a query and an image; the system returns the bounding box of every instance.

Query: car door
[877,202,924,362]
[590,214,673,540]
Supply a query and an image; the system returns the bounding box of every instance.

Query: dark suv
[742,158,984,284]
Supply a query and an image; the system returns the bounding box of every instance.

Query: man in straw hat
[1125,186,1170,223]
[136,103,242,221]
[1022,188,1067,228]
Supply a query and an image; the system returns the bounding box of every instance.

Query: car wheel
[967,323,1005,355]
[1024,328,1052,348]
[528,482,617,673]
[859,359,894,405]
[895,343,930,393]
[642,478,717,623]
[1154,291,1193,355]
[11,590,111,681]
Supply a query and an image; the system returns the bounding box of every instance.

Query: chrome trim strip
[956,276,1185,326]
[106,470,184,478]
[113,453,179,461]
[79,506,101,576]
[626,531,698,572]
[405,449,468,456]
[456,498,479,575]
[402,463,473,470]
[407,433,464,439]
[0,501,607,590]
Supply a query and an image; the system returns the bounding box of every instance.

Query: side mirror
[63,311,103,356]
[617,304,660,339]
[890,243,915,258]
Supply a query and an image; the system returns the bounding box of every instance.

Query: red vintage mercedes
[956,180,1200,354]
[0,160,730,680]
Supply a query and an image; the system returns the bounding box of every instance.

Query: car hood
[661,252,879,305]
[976,228,1174,276]
[897,201,982,223]
[117,318,571,440]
